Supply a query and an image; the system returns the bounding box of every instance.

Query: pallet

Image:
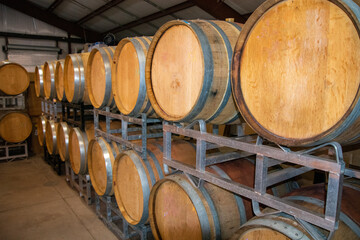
[95,194,152,240]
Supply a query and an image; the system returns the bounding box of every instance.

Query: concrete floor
[0,154,118,240]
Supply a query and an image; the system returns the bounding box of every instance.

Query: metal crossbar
[0,95,25,110]
[93,107,162,160]
[0,141,28,161]
[162,120,355,234]
[95,194,152,240]
[65,160,92,205]
[61,101,93,130]
[41,98,61,121]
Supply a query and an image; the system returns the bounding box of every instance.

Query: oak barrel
[64,53,91,104]
[45,119,58,154]
[86,46,116,109]
[0,61,29,95]
[146,20,243,124]
[34,65,44,97]
[43,60,57,99]
[55,60,66,101]
[232,0,360,146]
[230,184,360,240]
[88,137,120,196]
[149,158,297,240]
[68,122,95,174]
[56,122,71,161]
[37,116,47,146]
[113,139,196,226]
[112,37,155,117]
[0,112,32,143]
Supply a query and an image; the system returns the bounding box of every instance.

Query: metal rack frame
[61,101,93,129]
[93,107,162,239]
[93,107,163,158]
[95,194,152,240]
[0,141,28,161]
[65,160,91,205]
[41,98,63,174]
[43,144,63,175]
[41,98,61,120]
[0,95,28,161]
[162,120,360,238]
[0,94,25,110]
[61,102,93,205]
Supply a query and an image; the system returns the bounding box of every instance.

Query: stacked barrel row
[0,61,32,144]
[37,0,360,237]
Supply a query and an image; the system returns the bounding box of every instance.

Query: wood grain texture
[112,37,155,117]
[37,116,46,146]
[27,77,42,116]
[55,60,66,101]
[56,122,70,161]
[0,62,29,95]
[153,177,203,240]
[87,137,120,196]
[68,125,91,174]
[232,0,360,146]
[230,184,360,240]
[45,119,58,154]
[34,65,44,97]
[0,112,32,143]
[236,228,290,240]
[43,60,57,99]
[146,20,242,124]
[86,46,116,108]
[149,157,297,240]
[150,159,255,240]
[113,139,196,225]
[64,53,91,104]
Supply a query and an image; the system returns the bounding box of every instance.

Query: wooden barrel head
[64,55,75,102]
[0,62,29,95]
[88,137,119,196]
[45,120,57,154]
[37,116,46,146]
[233,0,360,146]
[43,62,51,99]
[233,227,290,240]
[150,176,203,240]
[55,60,66,101]
[69,128,83,174]
[151,25,204,119]
[34,65,43,97]
[57,122,70,161]
[88,50,106,108]
[0,112,32,143]
[114,41,141,114]
[114,152,145,224]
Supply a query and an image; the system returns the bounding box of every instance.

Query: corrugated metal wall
[0,4,84,72]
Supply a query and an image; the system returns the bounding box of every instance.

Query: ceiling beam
[191,0,248,23]
[104,1,195,35]
[0,0,102,42]
[47,0,63,12]
[76,0,125,25]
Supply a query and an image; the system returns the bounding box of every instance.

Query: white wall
[0,4,85,72]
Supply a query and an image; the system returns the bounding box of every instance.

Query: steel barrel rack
[93,107,162,240]
[61,101,93,205]
[0,94,28,161]
[162,120,360,239]
[40,98,62,174]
